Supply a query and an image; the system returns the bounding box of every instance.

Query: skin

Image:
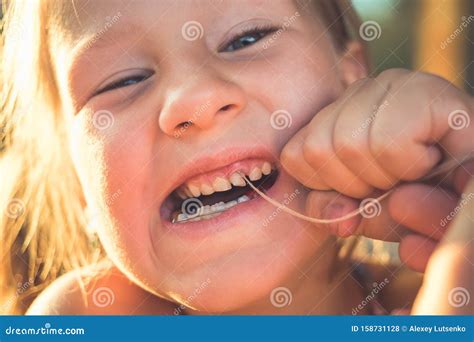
[28,0,472,315]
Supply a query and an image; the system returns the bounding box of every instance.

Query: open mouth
[164,160,279,223]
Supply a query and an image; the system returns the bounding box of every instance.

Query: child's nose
[159,73,246,136]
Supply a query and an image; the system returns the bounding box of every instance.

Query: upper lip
[162,146,278,199]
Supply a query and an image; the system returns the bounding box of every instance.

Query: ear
[338,41,369,87]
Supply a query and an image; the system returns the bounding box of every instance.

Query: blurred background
[353,0,473,94]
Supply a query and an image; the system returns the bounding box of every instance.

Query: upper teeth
[176,161,273,199]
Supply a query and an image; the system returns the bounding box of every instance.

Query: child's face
[58,0,358,312]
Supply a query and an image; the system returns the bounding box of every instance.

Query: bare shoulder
[26,260,176,315]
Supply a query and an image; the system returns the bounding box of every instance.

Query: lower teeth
[172,194,251,223]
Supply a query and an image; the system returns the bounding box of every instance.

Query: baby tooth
[237,195,250,203]
[249,167,263,181]
[229,172,246,187]
[213,177,232,192]
[225,200,238,209]
[184,188,194,198]
[176,189,187,199]
[215,202,226,211]
[261,162,272,175]
[177,213,188,222]
[188,184,201,197]
[201,183,215,195]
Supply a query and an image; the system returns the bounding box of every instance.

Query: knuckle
[334,135,364,161]
[280,141,301,170]
[302,137,331,168]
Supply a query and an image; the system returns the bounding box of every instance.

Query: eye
[220,25,278,53]
[94,73,152,96]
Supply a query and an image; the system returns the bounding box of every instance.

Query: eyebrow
[73,20,145,57]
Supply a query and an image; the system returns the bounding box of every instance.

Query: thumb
[305,189,407,241]
[305,190,361,236]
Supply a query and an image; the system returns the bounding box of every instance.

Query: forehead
[54,0,302,39]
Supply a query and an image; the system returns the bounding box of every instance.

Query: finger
[452,160,474,194]
[399,234,437,273]
[389,183,458,240]
[333,77,398,190]
[306,189,408,241]
[369,71,448,180]
[412,181,474,314]
[280,126,331,190]
[302,106,373,198]
[305,190,360,235]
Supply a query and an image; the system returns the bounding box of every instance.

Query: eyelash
[219,24,278,52]
[94,24,278,96]
[94,74,152,96]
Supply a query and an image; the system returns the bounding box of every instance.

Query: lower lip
[160,174,281,240]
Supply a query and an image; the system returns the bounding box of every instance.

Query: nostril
[176,121,193,130]
[219,104,233,112]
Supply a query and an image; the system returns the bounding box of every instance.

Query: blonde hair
[0,0,362,314]
[0,0,104,314]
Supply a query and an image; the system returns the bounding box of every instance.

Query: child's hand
[280,68,473,285]
[281,68,473,199]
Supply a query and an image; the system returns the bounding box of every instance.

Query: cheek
[70,109,159,266]
[238,45,342,149]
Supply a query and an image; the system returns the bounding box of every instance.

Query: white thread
[241,154,474,224]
